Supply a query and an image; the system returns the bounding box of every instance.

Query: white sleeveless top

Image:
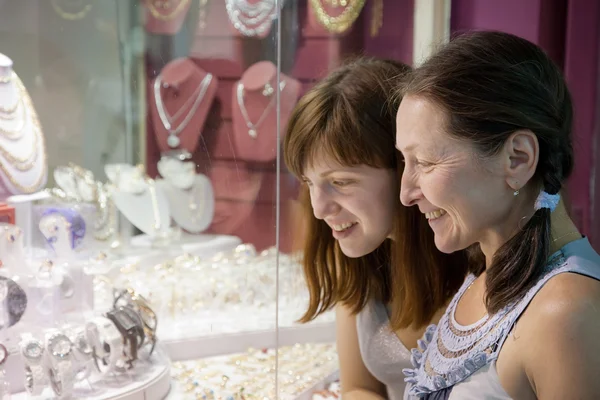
[356,300,412,400]
[403,237,600,400]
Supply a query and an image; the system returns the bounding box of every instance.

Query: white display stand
[156,175,214,234]
[130,232,241,257]
[111,186,171,237]
[164,322,336,361]
[11,360,171,400]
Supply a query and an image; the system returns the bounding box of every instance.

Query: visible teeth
[425,209,447,220]
[333,222,356,232]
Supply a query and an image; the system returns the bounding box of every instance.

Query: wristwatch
[86,316,125,374]
[106,305,145,368]
[0,344,8,398]
[0,275,27,329]
[20,335,48,396]
[65,325,94,381]
[114,288,158,357]
[45,330,75,397]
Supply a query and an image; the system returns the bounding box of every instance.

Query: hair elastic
[534,190,560,212]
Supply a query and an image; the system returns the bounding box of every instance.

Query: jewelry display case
[0,0,420,398]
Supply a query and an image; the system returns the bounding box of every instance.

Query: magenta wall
[450,0,600,249]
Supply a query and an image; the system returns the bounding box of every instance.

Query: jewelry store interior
[0,0,398,398]
[8,0,598,399]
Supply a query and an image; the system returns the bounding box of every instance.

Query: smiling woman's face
[302,151,398,258]
[395,95,513,254]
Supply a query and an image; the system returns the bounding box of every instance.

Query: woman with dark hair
[283,57,470,399]
[396,31,600,399]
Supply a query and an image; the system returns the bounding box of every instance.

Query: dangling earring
[513,180,519,196]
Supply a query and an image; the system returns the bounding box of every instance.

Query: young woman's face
[302,152,398,258]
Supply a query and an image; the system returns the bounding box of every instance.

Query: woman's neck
[481,197,581,269]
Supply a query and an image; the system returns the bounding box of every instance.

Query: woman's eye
[332,180,352,187]
[416,160,434,168]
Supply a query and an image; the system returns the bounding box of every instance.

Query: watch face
[109,309,136,331]
[22,340,43,362]
[48,334,72,358]
[0,276,27,329]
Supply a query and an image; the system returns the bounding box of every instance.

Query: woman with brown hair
[397,31,600,399]
[283,57,470,400]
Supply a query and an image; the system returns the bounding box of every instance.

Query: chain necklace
[153,73,213,149]
[50,0,92,21]
[0,74,25,140]
[225,0,278,37]
[0,75,47,194]
[236,80,285,139]
[0,74,40,171]
[145,178,162,232]
[309,0,366,34]
[145,0,191,21]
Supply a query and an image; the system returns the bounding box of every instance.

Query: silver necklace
[225,0,278,37]
[236,80,286,139]
[153,73,213,148]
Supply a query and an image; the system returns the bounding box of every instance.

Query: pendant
[167,134,180,148]
[248,129,257,139]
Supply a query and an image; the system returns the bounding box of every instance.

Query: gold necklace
[0,75,39,171]
[370,0,383,37]
[0,73,47,194]
[50,0,92,21]
[309,0,366,34]
[145,0,190,21]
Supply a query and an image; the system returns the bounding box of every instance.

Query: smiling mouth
[332,222,357,232]
[425,209,447,220]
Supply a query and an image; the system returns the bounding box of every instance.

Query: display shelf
[164,320,336,361]
[11,360,171,400]
[130,232,241,257]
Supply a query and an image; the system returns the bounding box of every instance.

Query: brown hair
[284,57,469,329]
[399,31,574,314]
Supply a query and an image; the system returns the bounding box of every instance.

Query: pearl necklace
[225,0,279,37]
[153,73,213,149]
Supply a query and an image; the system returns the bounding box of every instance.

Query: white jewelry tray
[164,321,336,361]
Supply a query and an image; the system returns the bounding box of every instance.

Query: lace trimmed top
[403,237,600,399]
